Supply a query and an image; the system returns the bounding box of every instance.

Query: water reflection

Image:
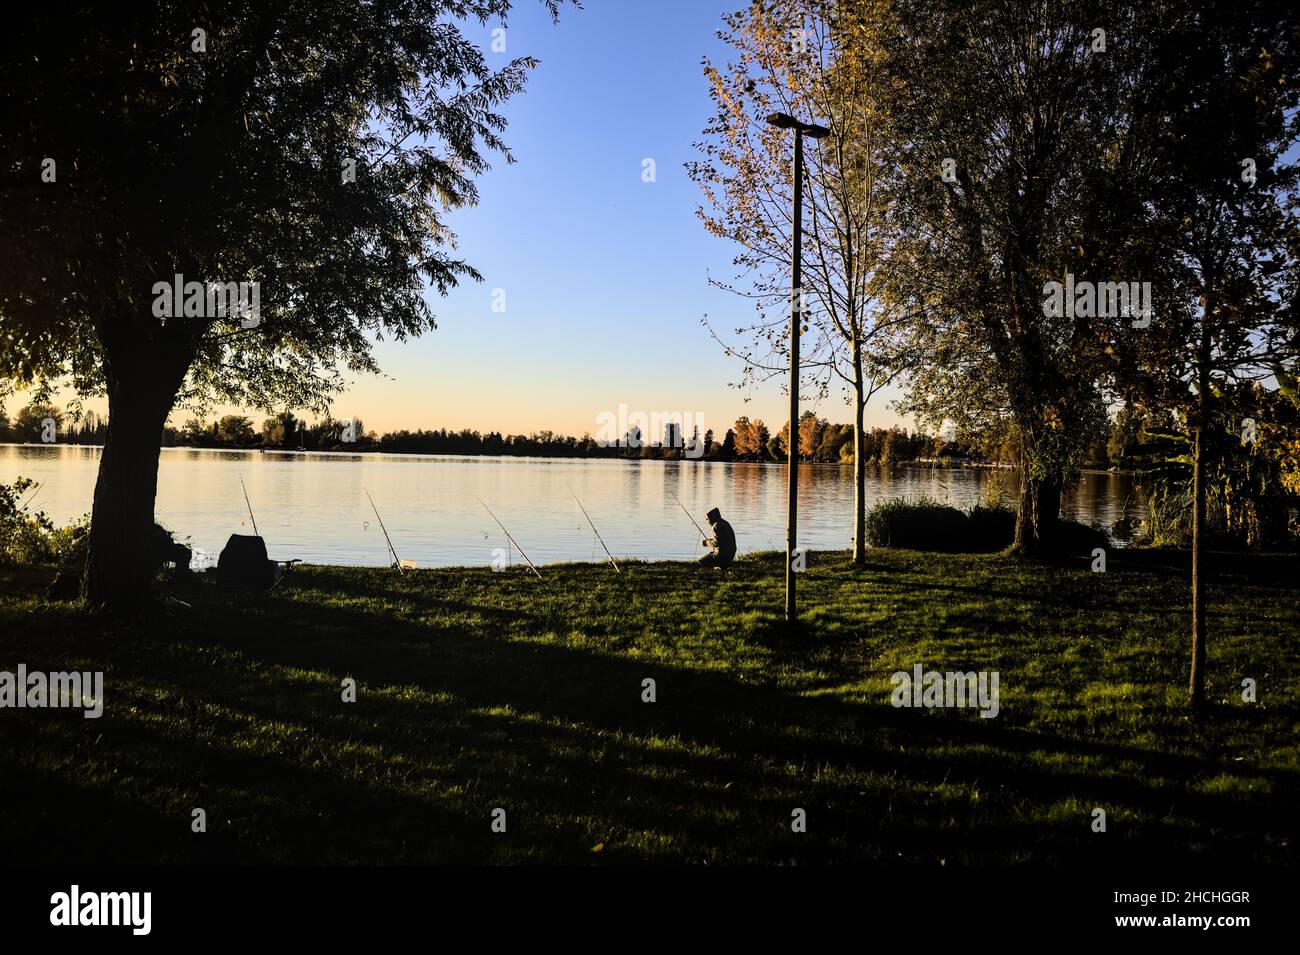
[0,445,1146,568]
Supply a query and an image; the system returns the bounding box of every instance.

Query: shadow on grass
[2,555,1297,865]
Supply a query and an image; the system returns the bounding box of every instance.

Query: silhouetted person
[698,507,736,571]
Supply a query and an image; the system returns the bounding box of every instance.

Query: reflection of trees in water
[1060,471,1147,543]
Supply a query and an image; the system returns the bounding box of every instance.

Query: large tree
[0,0,568,608]
[875,0,1148,554]
[690,0,902,565]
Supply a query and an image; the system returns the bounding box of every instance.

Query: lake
[0,444,1146,568]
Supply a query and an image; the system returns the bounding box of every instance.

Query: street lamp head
[767,112,830,139]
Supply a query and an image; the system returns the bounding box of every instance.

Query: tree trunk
[1188,310,1213,712]
[1011,464,1061,557]
[851,345,867,566]
[1188,419,1207,710]
[1008,441,1029,553]
[84,344,190,611]
[1036,478,1061,547]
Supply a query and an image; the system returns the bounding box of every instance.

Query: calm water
[1,445,1145,568]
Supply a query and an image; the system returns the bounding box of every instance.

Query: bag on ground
[217,534,279,589]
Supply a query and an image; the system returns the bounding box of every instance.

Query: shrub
[0,477,58,565]
[1,478,92,568]
[1136,480,1192,547]
[967,504,1017,551]
[864,497,977,552]
[866,496,1108,555]
[1051,518,1111,555]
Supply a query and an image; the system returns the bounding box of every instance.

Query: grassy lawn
[1,548,1297,865]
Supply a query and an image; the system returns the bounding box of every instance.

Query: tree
[720,428,737,459]
[216,415,256,447]
[733,416,770,459]
[775,410,825,459]
[691,0,903,564]
[878,429,895,468]
[14,402,62,442]
[664,422,680,450]
[0,0,570,608]
[179,419,211,447]
[798,411,824,458]
[1107,402,1144,467]
[875,0,1144,554]
[261,411,298,449]
[733,416,754,457]
[1113,0,1300,709]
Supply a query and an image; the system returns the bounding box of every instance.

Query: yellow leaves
[1275,433,1300,494]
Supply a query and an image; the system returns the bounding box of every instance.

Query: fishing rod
[566,484,620,574]
[476,496,542,579]
[17,480,44,513]
[670,491,707,538]
[238,473,259,537]
[363,486,403,573]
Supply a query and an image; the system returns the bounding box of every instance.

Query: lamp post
[767,112,829,624]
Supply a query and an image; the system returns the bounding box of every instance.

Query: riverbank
[1,548,1297,864]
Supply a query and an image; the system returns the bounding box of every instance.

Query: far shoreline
[1,442,1134,475]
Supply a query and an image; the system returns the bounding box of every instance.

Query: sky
[27,0,910,440]
[318,0,910,440]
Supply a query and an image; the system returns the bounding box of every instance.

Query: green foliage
[1141,478,1193,548]
[878,0,1138,494]
[12,402,61,442]
[0,478,87,566]
[0,478,52,565]
[978,474,1015,511]
[215,415,257,447]
[1130,384,1299,549]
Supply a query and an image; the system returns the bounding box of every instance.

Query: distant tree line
[1,401,1159,470]
[0,403,105,444]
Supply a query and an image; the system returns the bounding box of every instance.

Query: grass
[1,547,1297,865]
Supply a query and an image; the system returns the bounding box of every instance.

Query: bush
[967,504,1017,550]
[866,496,1108,555]
[0,477,57,565]
[1,478,92,568]
[865,497,990,552]
[1051,518,1111,555]
[1137,481,1191,547]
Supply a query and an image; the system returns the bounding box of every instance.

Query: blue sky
[343,0,909,439]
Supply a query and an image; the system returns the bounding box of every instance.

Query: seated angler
[698,507,736,571]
